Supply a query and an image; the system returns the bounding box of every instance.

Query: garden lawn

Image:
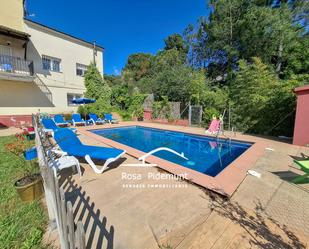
[0,135,47,249]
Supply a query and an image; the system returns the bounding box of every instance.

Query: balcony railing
[0,55,34,76]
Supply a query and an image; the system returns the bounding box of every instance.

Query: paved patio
[0,126,21,136]
[47,122,309,249]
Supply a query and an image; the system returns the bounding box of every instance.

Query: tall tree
[122,53,154,84]
[184,20,211,69]
[83,62,111,114]
[229,57,279,133]
[147,49,206,102]
[238,4,300,75]
[164,34,189,61]
[186,0,307,79]
[84,62,110,99]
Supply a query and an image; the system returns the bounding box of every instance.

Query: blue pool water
[92,126,251,177]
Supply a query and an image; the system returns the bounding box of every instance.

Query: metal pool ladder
[138,147,188,165]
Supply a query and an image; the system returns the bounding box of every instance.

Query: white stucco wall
[0,19,104,115]
[0,0,24,32]
[0,80,81,115]
[0,80,53,107]
[24,19,104,108]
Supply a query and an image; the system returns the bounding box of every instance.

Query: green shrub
[62,113,72,120]
[127,93,147,118]
[230,58,305,136]
[152,96,172,119]
[77,105,87,116]
[114,108,133,121]
[84,62,111,101]
[110,84,131,110]
[80,62,112,117]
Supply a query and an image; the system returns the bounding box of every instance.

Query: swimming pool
[91,126,251,177]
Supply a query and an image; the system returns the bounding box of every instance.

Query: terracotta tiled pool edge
[78,123,267,197]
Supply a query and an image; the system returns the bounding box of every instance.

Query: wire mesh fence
[189,105,203,126]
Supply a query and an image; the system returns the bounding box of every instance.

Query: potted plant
[22,126,36,140]
[5,133,43,202]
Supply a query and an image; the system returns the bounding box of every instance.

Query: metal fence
[33,115,86,249]
[0,54,34,76]
[34,75,53,103]
[189,105,203,127]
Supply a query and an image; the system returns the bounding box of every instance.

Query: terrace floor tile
[45,121,309,249]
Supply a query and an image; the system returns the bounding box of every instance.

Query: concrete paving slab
[45,122,309,249]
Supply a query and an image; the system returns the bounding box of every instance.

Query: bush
[63,113,72,121]
[82,98,112,117]
[199,86,228,126]
[230,58,278,133]
[128,93,147,118]
[84,62,111,101]
[230,57,305,136]
[114,108,133,121]
[152,96,172,119]
[110,84,131,110]
[80,62,112,117]
[77,105,87,117]
[261,74,307,136]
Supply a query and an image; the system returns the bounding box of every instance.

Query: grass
[0,135,47,249]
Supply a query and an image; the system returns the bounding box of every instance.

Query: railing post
[0,54,34,76]
[199,105,202,127]
[34,75,53,103]
[76,221,86,249]
[29,61,34,76]
[189,105,192,126]
[67,202,75,249]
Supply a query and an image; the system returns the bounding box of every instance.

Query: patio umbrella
[72,97,96,105]
[72,97,96,121]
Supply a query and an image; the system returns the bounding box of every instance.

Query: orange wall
[293,85,309,146]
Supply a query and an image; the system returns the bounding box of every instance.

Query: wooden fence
[33,114,86,249]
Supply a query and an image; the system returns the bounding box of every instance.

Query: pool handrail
[138,147,188,164]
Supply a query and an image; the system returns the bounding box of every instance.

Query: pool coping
[78,123,267,197]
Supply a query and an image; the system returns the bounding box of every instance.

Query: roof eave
[0,25,30,40]
[24,18,104,51]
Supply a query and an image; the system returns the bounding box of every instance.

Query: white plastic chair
[48,149,82,177]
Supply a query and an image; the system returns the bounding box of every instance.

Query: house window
[76,63,88,76]
[42,57,51,70]
[42,55,61,72]
[67,93,82,106]
[53,60,60,72]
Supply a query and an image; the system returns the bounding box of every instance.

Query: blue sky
[26,0,208,75]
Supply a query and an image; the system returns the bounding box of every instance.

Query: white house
[0,0,104,126]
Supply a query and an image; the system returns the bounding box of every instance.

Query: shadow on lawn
[59,175,114,249]
[204,191,306,249]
